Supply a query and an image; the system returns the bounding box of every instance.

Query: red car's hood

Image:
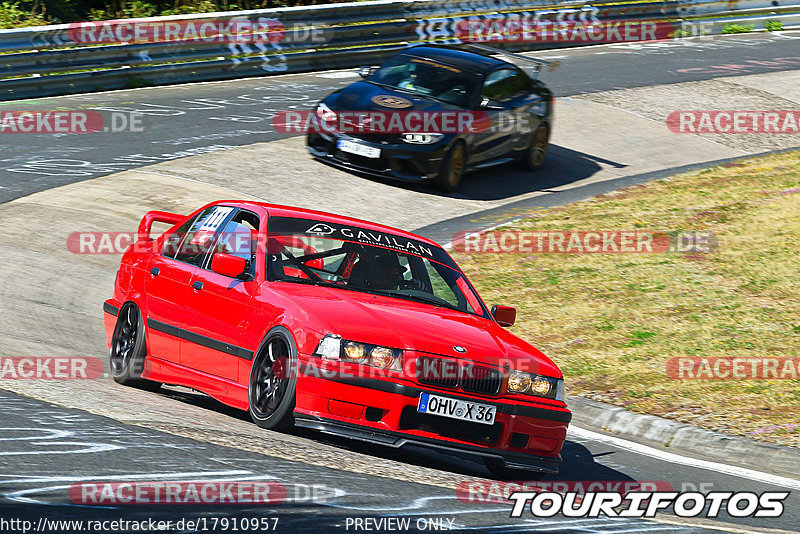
[272,283,561,378]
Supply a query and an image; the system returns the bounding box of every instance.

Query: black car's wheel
[249,327,297,431]
[483,457,547,481]
[522,124,549,170]
[435,142,466,192]
[110,302,161,391]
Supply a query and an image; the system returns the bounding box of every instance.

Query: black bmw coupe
[306,45,554,192]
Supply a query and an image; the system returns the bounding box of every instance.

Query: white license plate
[417,392,496,426]
[337,139,381,159]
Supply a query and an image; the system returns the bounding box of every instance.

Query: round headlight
[507,370,531,393]
[530,376,552,396]
[370,347,395,368]
[343,342,367,363]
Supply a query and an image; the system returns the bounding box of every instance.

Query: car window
[209,209,260,277]
[265,216,489,318]
[482,68,528,103]
[370,55,478,108]
[173,205,235,267]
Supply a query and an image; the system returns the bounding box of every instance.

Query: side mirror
[358,65,377,78]
[491,305,516,327]
[479,97,504,111]
[211,253,247,279]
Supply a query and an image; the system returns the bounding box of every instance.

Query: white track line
[568,425,800,490]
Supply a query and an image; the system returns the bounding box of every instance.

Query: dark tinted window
[370,55,478,107]
[482,68,528,102]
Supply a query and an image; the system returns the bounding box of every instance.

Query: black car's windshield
[369,55,478,108]
[266,217,488,318]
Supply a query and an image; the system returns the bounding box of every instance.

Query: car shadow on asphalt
[156,386,634,484]
[317,145,627,202]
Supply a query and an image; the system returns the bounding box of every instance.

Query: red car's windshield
[266,217,488,318]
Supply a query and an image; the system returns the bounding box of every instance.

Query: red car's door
[180,211,262,382]
[144,254,195,364]
[145,205,236,366]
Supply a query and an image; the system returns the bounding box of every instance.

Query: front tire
[109,302,161,391]
[435,142,466,192]
[249,327,297,431]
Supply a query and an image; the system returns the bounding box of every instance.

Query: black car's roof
[399,45,508,74]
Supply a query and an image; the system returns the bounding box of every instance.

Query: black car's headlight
[507,370,564,401]
[315,102,337,122]
[313,334,402,371]
[400,133,444,144]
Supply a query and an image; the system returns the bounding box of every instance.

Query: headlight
[315,102,337,122]
[370,347,395,368]
[313,335,402,371]
[343,341,368,364]
[400,133,444,144]
[506,369,563,401]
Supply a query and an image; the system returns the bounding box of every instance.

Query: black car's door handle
[150,267,160,276]
[192,281,203,291]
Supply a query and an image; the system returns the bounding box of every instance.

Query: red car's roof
[210,200,442,249]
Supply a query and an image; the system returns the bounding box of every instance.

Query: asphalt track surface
[3,32,800,202]
[1,33,799,533]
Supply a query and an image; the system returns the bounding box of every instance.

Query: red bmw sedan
[104,200,570,478]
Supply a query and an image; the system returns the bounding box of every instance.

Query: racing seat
[348,251,405,290]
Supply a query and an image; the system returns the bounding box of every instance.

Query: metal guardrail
[0,0,798,100]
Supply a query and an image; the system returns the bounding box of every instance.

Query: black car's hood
[325,81,463,112]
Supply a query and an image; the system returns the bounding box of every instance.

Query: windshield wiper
[368,289,459,311]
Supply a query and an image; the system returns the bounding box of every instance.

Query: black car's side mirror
[358,66,378,78]
[479,97,504,111]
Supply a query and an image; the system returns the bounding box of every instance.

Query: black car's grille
[416,355,502,396]
[333,150,388,172]
[399,406,503,445]
[461,364,502,395]
[416,356,460,388]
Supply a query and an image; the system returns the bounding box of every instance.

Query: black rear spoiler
[460,43,556,77]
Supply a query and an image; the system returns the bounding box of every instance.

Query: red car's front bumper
[294,356,570,474]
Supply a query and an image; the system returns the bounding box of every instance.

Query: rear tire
[435,142,466,192]
[522,124,549,170]
[109,302,161,391]
[483,457,547,481]
[249,327,297,431]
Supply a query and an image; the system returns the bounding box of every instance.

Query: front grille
[416,356,460,388]
[333,150,388,172]
[399,406,503,445]
[461,364,502,395]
